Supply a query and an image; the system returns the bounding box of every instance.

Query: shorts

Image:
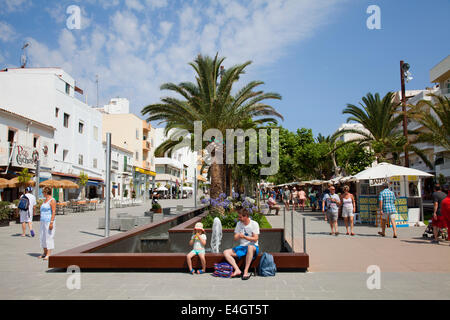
[342,206,354,218]
[431,215,447,229]
[381,211,396,221]
[19,210,32,223]
[190,249,205,255]
[327,210,338,221]
[232,245,259,259]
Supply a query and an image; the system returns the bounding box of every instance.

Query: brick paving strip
[0,200,449,300]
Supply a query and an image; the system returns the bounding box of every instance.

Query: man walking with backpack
[17,187,36,237]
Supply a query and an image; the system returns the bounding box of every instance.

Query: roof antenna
[20,42,30,68]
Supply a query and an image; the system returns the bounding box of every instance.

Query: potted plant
[151,202,162,213]
[0,201,11,227]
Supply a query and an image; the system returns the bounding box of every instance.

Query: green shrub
[0,201,12,220]
[152,202,161,210]
[202,210,272,229]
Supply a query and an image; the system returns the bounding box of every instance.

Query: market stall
[353,162,433,226]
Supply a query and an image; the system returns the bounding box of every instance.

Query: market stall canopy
[0,178,9,188]
[58,180,79,189]
[354,162,433,180]
[157,186,168,191]
[39,179,64,188]
[7,177,36,188]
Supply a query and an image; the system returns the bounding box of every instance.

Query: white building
[336,123,370,143]
[0,67,104,200]
[0,108,55,201]
[102,141,133,199]
[153,128,198,196]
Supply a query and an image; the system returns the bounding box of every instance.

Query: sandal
[346,232,350,235]
[330,232,334,235]
[242,274,252,280]
[378,232,385,237]
[189,269,195,275]
[351,233,355,236]
[197,270,205,274]
[38,254,46,259]
[42,256,50,261]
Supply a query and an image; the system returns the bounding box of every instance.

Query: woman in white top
[341,185,356,236]
[292,187,298,211]
[38,187,56,260]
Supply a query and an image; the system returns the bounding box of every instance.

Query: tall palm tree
[142,54,282,199]
[332,92,432,167]
[407,93,450,152]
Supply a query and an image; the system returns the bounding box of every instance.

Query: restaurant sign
[11,144,50,169]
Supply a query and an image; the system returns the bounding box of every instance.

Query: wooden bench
[49,252,309,271]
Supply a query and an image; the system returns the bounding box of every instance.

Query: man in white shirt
[18,187,36,237]
[322,185,341,236]
[223,208,260,280]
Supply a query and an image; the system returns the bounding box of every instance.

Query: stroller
[422,220,448,240]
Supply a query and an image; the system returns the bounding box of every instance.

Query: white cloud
[26,0,343,118]
[2,0,31,13]
[0,21,17,42]
[145,0,168,9]
[125,0,145,11]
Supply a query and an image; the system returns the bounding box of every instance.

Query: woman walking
[298,187,306,211]
[38,187,56,260]
[341,185,356,236]
[292,187,298,211]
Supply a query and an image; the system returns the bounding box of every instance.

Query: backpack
[212,263,234,278]
[258,252,277,277]
[18,195,30,211]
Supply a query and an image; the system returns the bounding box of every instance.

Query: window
[135,151,139,161]
[78,121,84,134]
[63,149,69,161]
[63,113,70,128]
[54,144,58,154]
[136,129,139,139]
[78,154,83,165]
[93,126,98,141]
[65,82,70,95]
[93,158,97,169]
[33,136,39,148]
[55,107,59,117]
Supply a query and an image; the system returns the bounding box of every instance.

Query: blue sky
[0,0,449,137]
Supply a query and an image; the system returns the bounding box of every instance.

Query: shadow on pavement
[27,253,43,258]
[80,231,105,237]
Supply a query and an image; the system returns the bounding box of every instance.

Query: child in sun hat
[186,222,207,274]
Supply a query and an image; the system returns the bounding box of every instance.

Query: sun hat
[194,222,204,232]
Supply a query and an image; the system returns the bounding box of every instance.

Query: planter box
[152,208,162,213]
[0,220,10,227]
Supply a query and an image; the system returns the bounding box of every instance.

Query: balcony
[142,140,150,151]
[142,161,151,169]
[123,164,133,173]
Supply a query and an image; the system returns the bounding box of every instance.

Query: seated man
[267,194,281,215]
[223,208,260,280]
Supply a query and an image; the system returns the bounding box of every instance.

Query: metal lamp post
[400,60,412,168]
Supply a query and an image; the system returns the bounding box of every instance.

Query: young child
[186,222,207,274]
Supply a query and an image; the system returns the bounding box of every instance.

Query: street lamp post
[400,60,411,168]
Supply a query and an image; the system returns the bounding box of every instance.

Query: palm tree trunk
[209,162,223,199]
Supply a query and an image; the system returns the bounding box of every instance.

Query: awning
[87,180,100,186]
[135,167,156,176]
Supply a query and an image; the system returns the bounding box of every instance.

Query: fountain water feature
[210,217,222,253]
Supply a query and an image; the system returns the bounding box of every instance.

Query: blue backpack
[258,252,277,277]
[18,195,30,211]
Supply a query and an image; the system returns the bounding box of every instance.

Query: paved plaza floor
[1,199,449,300]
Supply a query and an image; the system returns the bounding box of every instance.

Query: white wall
[0,68,103,179]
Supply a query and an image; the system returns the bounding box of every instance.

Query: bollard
[303,216,306,253]
[291,207,294,252]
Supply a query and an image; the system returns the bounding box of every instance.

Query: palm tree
[407,93,450,152]
[142,54,282,198]
[332,92,432,167]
